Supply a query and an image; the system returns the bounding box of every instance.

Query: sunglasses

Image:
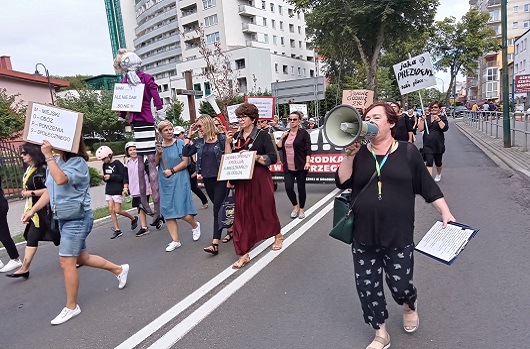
[21,151,28,155]
[288,118,299,121]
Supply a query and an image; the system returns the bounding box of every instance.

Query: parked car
[447,106,468,117]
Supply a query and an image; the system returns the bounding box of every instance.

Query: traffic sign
[176,89,203,96]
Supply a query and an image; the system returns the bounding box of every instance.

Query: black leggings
[424,153,443,168]
[284,170,308,209]
[190,175,208,205]
[0,202,19,260]
[202,178,227,240]
[352,242,417,330]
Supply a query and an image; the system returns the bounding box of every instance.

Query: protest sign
[23,102,83,153]
[111,83,145,112]
[218,151,256,181]
[341,90,374,109]
[289,104,308,118]
[245,96,275,120]
[393,53,437,95]
[227,103,242,124]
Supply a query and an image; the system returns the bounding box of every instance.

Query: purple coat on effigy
[118,71,163,124]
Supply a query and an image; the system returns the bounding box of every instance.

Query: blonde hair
[197,114,218,139]
[157,120,173,133]
[113,48,129,73]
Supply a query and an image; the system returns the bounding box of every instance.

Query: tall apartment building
[104,0,137,58]
[128,0,318,119]
[468,0,530,101]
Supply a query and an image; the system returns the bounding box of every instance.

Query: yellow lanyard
[369,141,395,201]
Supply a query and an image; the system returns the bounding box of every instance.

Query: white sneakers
[434,174,442,182]
[192,222,201,241]
[0,259,22,273]
[117,264,129,289]
[51,304,81,325]
[290,210,299,218]
[166,241,182,252]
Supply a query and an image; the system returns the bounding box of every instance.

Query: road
[1,120,530,349]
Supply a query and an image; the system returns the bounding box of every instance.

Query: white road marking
[147,199,336,349]
[114,188,341,349]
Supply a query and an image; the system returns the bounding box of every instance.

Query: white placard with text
[227,103,242,124]
[218,151,256,181]
[111,83,145,112]
[393,52,437,95]
[246,96,275,120]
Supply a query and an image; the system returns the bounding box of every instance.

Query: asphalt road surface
[1,120,529,349]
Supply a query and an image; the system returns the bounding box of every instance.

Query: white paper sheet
[415,221,475,263]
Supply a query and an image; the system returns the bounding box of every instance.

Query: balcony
[238,4,261,17]
[487,0,501,7]
[180,11,199,26]
[242,22,261,34]
[245,40,270,49]
[179,0,197,10]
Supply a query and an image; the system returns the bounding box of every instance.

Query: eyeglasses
[21,151,28,155]
[430,106,440,109]
[288,118,299,122]
[236,115,248,120]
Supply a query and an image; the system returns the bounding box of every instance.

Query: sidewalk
[455,120,530,181]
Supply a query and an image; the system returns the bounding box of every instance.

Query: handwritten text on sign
[218,151,256,181]
[25,103,82,152]
[111,83,145,112]
[246,96,275,120]
[342,90,374,109]
[227,103,243,124]
[393,53,437,95]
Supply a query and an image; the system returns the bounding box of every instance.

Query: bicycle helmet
[95,145,113,160]
[124,142,136,154]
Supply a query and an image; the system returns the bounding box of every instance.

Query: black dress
[422,115,449,155]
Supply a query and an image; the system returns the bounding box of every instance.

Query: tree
[0,88,26,141]
[57,89,124,141]
[430,9,498,105]
[165,98,190,127]
[291,0,438,93]
[56,75,91,91]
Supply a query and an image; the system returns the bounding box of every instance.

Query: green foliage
[56,75,91,91]
[88,166,102,187]
[165,98,190,128]
[94,141,128,155]
[291,0,438,91]
[430,9,498,105]
[0,88,26,141]
[57,89,126,141]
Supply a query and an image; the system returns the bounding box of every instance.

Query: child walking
[124,142,155,236]
[96,146,138,239]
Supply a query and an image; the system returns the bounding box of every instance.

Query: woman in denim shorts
[22,140,130,326]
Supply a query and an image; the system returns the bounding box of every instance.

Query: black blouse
[422,115,449,154]
[232,126,277,166]
[335,141,443,248]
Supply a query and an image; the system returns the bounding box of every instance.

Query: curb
[455,121,530,182]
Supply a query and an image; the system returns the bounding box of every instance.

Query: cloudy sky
[0,0,469,89]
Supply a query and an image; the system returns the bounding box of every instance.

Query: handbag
[218,189,235,230]
[51,180,88,221]
[42,205,61,246]
[329,171,377,244]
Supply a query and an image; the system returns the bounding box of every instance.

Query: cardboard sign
[289,104,308,118]
[515,74,530,93]
[341,90,374,109]
[111,83,145,112]
[393,53,437,95]
[23,102,83,153]
[218,151,256,181]
[245,96,275,120]
[227,103,242,124]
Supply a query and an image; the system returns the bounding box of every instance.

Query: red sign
[515,74,530,93]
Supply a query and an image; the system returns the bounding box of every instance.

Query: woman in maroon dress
[225,103,282,269]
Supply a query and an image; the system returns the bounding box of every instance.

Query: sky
[0,0,469,90]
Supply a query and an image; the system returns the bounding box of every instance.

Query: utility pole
[501,0,511,147]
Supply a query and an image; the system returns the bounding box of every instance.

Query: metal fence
[462,111,529,152]
[0,140,24,200]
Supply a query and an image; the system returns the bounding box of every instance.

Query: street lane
[2,120,530,348]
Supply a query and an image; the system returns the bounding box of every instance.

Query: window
[235,59,246,69]
[485,81,498,98]
[303,68,306,76]
[508,38,515,46]
[507,53,514,60]
[263,17,267,26]
[514,5,518,12]
[204,82,211,96]
[515,63,519,73]
[279,21,283,30]
[525,4,530,11]
[278,5,282,15]
[193,83,202,99]
[298,26,301,34]
[270,3,274,12]
[280,37,284,46]
[291,66,294,74]
[486,67,497,81]
[272,19,276,29]
[275,63,278,72]
[262,0,266,9]
[288,8,293,16]
[264,34,269,43]
[310,69,314,77]
[202,0,215,10]
[204,14,218,27]
[299,40,302,49]
[513,21,518,29]
[297,12,301,19]
[489,10,499,21]
[297,67,301,76]
[289,24,294,32]
[206,32,220,44]
[525,21,530,28]
[273,35,277,45]
[283,65,288,74]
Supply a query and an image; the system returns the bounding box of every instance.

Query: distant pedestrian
[417,100,449,182]
[276,111,312,219]
[96,146,138,239]
[390,102,413,143]
[0,174,22,273]
[307,117,317,129]
[125,142,152,237]
[21,139,129,325]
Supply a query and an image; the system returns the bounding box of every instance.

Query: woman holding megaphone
[335,102,455,349]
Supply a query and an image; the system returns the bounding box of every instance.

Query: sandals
[403,301,419,333]
[232,254,250,269]
[222,233,233,243]
[203,243,219,256]
[366,334,390,349]
[272,235,283,251]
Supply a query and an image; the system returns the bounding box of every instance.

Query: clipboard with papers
[415,221,479,265]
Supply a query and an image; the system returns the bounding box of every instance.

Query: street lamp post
[34,63,55,105]
[435,77,445,95]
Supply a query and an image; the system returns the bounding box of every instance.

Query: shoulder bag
[330,170,377,244]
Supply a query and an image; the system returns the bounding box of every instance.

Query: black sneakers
[131,216,139,230]
[135,227,150,237]
[150,215,165,229]
[110,230,123,239]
